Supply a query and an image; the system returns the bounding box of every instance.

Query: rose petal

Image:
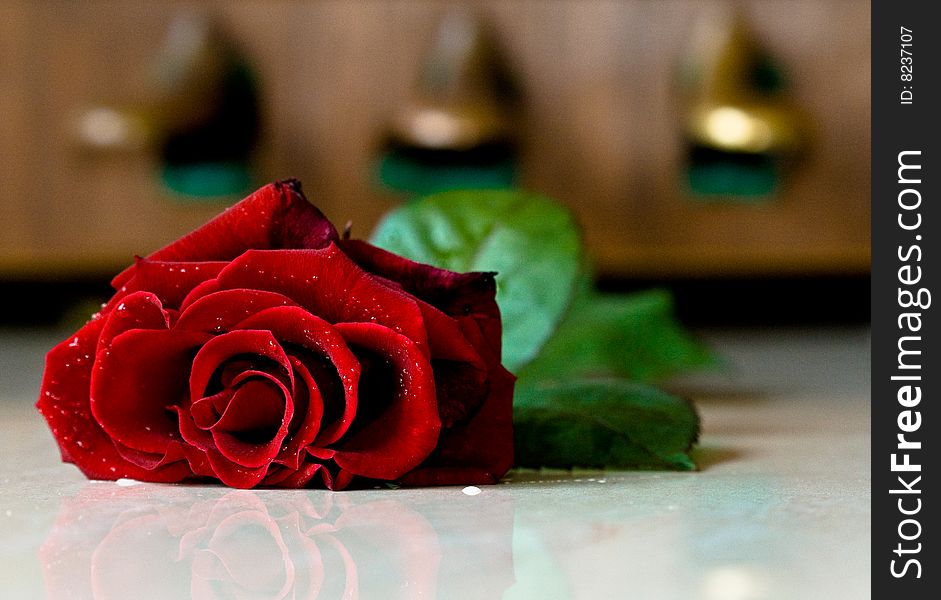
[233,305,360,446]
[330,323,440,480]
[205,451,270,489]
[97,291,170,356]
[396,466,503,486]
[431,359,489,428]
[189,368,289,431]
[340,239,500,322]
[112,180,338,289]
[188,329,293,403]
[272,357,324,470]
[210,376,292,469]
[116,259,228,310]
[190,388,234,430]
[356,272,492,428]
[179,279,221,311]
[37,317,192,481]
[110,437,211,478]
[91,329,210,454]
[413,301,487,364]
[175,288,297,334]
[176,405,215,452]
[342,239,505,358]
[262,460,329,488]
[408,302,491,428]
[401,324,515,486]
[215,246,430,357]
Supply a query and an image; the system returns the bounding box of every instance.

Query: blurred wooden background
[0,0,870,280]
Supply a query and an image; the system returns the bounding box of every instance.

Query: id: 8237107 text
[900,26,913,105]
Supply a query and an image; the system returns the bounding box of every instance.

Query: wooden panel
[0,1,36,256]
[0,0,870,278]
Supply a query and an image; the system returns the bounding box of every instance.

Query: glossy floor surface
[1,328,870,599]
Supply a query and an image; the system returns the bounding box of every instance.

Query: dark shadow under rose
[37,180,514,489]
[40,484,515,600]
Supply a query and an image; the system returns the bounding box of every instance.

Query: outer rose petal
[340,239,503,353]
[37,317,194,482]
[112,180,338,290]
[214,246,430,357]
[114,259,228,310]
[399,318,515,486]
[397,364,514,486]
[331,323,441,481]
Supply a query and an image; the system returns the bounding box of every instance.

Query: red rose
[37,180,514,489]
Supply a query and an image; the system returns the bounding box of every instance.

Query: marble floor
[0,327,870,599]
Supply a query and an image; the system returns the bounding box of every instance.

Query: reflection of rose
[36,180,514,489]
[41,485,515,599]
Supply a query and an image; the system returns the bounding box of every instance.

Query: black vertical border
[872,0,937,595]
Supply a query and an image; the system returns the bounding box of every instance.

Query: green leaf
[370,189,582,371]
[513,379,700,470]
[518,289,716,383]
